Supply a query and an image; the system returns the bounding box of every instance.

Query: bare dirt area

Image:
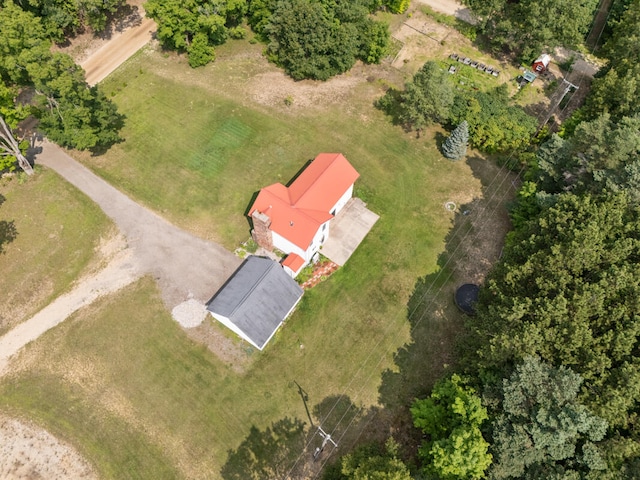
[0,233,141,376]
[449,157,517,285]
[415,0,478,24]
[55,0,147,63]
[0,414,97,480]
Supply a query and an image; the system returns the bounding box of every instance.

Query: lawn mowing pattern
[187,119,254,177]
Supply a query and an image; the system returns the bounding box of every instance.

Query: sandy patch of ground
[183,319,252,373]
[0,233,141,376]
[55,0,147,64]
[247,70,365,110]
[449,157,517,285]
[0,414,97,480]
[415,0,478,24]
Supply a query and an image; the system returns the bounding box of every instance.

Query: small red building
[532,54,551,73]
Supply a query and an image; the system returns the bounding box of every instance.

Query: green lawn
[0,40,508,478]
[0,170,112,336]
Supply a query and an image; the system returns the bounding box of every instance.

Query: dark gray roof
[207,256,303,349]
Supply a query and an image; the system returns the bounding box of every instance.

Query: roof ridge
[229,258,276,317]
[288,153,340,206]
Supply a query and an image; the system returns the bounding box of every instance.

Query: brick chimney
[251,210,273,250]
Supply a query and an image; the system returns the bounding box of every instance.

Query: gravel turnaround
[36,139,241,310]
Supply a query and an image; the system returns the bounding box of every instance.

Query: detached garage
[206,256,303,350]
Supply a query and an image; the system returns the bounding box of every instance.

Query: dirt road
[416,0,478,24]
[81,16,156,85]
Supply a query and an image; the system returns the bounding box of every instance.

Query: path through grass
[0,170,112,336]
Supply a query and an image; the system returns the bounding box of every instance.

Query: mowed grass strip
[0,170,112,336]
[2,45,490,477]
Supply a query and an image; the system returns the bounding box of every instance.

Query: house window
[322,223,327,231]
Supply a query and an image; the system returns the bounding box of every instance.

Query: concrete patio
[321,198,379,265]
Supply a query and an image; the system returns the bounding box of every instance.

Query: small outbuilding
[207,256,304,350]
[455,284,480,315]
[532,54,551,73]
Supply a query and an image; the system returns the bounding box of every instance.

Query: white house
[248,153,360,277]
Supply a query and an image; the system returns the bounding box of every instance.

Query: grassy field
[0,170,112,336]
[0,33,516,479]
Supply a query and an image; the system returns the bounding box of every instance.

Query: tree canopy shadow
[0,193,18,254]
[220,417,309,480]
[220,395,382,480]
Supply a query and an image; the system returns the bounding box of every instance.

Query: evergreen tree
[442,121,469,160]
[490,357,608,479]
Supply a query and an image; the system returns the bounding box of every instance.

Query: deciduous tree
[398,61,454,133]
[452,86,537,153]
[325,438,412,480]
[265,0,388,80]
[411,374,492,479]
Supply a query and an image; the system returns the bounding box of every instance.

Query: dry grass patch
[0,170,112,336]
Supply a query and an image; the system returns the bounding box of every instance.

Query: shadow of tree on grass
[0,194,17,254]
[220,417,309,480]
[377,155,516,458]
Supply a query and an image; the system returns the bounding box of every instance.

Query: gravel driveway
[37,139,241,309]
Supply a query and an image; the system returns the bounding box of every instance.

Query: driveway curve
[37,139,241,309]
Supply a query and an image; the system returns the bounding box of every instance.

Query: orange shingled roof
[282,253,306,273]
[249,154,359,250]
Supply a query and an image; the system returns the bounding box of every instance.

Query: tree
[0,115,33,175]
[470,192,640,431]
[0,79,32,174]
[0,5,123,150]
[452,86,537,153]
[462,0,598,60]
[15,0,125,40]
[411,374,492,479]
[29,53,123,150]
[265,0,388,81]
[145,0,244,67]
[325,438,412,480]
[442,121,469,160]
[534,114,640,202]
[383,0,409,14]
[490,357,608,479]
[583,1,640,120]
[187,32,216,67]
[0,2,52,86]
[398,61,454,133]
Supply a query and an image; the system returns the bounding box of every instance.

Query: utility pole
[313,426,338,461]
[293,380,314,427]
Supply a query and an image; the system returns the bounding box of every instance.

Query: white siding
[272,231,310,259]
[210,312,265,350]
[329,184,354,215]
